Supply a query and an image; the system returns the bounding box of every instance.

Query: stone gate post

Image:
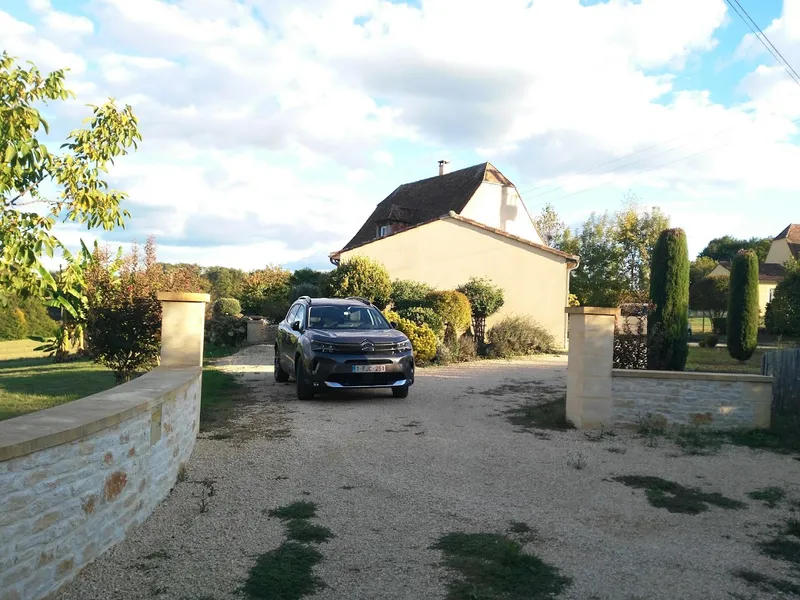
[157,292,210,367]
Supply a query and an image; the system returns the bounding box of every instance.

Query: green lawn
[686,345,764,375]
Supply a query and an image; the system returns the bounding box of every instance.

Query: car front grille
[329,342,400,354]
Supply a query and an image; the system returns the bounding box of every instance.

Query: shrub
[390,279,435,311]
[326,256,392,309]
[764,261,800,336]
[213,297,241,317]
[690,275,729,320]
[259,298,291,324]
[457,277,505,343]
[289,283,319,303]
[727,249,759,361]
[712,317,727,335]
[485,315,554,358]
[0,305,28,340]
[456,332,478,362]
[647,228,690,371]
[19,297,57,337]
[426,290,472,336]
[382,309,436,363]
[613,310,648,370]
[698,339,707,348]
[240,265,291,314]
[398,306,444,337]
[85,296,162,384]
[205,314,248,347]
[705,334,719,348]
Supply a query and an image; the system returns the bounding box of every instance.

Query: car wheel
[392,385,409,399]
[274,349,289,383]
[296,360,315,400]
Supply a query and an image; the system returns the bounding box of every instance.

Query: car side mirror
[291,321,301,332]
[390,321,398,329]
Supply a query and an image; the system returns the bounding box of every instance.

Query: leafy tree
[390,279,435,311]
[325,256,392,308]
[240,265,292,316]
[533,203,565,246]
[158,263,210,294]
[0,52,141,304]
[764,260,800,336]
[647,228,689,371]
[689,275,729,320]
[700,235,771,263]
[290,268,328,288]
[213,298,241,317]
[457,277,504,342]
[289,282,320,303]
[727,250,760,361]
[690,256,718,287]
[614,195,669,293]
[204,266,247,300]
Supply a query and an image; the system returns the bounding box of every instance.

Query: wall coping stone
[157,292,210,303]
[0,367,201,462]
[566,306,620,316]
[612,368,773,384]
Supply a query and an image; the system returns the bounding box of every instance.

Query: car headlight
[397,339,412,352]
[311,342,336,353]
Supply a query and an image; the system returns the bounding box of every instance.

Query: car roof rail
[346,296,372,306]
[298,296,312,305]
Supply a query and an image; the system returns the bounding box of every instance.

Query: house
[329,161,580,347]
[708,224,800,314]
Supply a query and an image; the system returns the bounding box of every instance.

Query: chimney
[438,159,450,176]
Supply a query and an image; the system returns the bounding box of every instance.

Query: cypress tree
[647,228,690,370]
[727,249,759,362]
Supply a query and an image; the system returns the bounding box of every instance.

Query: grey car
[274,297,415,400]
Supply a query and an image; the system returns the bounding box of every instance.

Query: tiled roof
[341,162,509,251]
[774,224,800,260]
[716,261,785,283]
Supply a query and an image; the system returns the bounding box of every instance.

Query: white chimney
[438,159,450,176]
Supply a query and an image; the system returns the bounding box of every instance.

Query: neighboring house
[329,161,580,347]
[708,224,800,314]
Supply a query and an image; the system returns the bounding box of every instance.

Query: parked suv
[274,297,415,400]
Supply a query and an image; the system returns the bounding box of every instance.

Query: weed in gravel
[786,519,800,537]
[143,550,170,561]
[432,532,571,600]
[507,521,538,543]
[242,542,324,600]
[268,501,317,520]
[567,453,587,470]
[613,475,747,514]
[748,487,786,508]
[636,413,666,448]
[285,519,334,544]
[340,485,356,490]
[606,447,627,454]
[503,395,572,432]
[671,425,722,455]
[733,570,800,596]
[176,464,188,483]
[583,426,616,442]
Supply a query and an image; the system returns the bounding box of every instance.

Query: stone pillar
[247,319,267,345]
[565,307,619,429]
[157,292,210,367]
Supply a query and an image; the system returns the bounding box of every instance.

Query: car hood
[306,329,408,343]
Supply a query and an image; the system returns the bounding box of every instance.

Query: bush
[764,261,800,336]
[240,265,291,315]
[390,279,435,311]
[457,277,505,342]
[727,249,760,361]
[326,256,392,309]
[0,305,28,340]
[698,339,707,348]
[426,290,472,336]
[613,312,648,370]
[85,296,162,384]
[19,297,57,337]
[259,298,291,324]
[382,309,436,363]
[289,283,320,303]
[456,332,478,362]
[485,315,554,358]
[712,317,727,335]
[0,296,57,340]
[205,314,248,347]
[705,334,719,348]
[398,306,444,337]
[647,228,690,371]
[213,297,241,317]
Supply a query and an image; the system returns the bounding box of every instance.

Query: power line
[726,0,800,86]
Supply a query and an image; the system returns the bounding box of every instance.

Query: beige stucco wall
[765,238,792,265]
[758,282,777,315]
[339,218,571,346]
[459,182,544,245]
[709,264,730,277]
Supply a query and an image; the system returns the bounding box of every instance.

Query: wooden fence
[762,347,800,419]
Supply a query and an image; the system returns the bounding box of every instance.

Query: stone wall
[246,319,278,345]
[0,292,208,600]
[612,370,772,429]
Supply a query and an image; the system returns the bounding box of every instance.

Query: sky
[3,0,800,272]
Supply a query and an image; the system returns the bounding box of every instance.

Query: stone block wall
[246,320,278,345]
[0,369,201,600]
[612,370,772,429]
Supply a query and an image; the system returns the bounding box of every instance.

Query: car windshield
[308,305,391,330]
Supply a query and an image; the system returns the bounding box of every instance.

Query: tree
[204,266,247,300]
[325,256,392,309]
[765,260,800,336]
[390,279,436,311]
[647,228,690,371]
[614,195,669,294]
[727,250,760,361]
[700,236,771,263]
[240,265,292,316]
[426,290,472,337]
[290,268,328,288]
[457,277,504,343]
[1,53,141,304]
[690,256,718,287]
[533,203,565,247]
[690,275,729,320]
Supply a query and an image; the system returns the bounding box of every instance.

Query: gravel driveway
[59,345,800,600]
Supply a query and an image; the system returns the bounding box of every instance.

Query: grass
[724,422,800,455]
[200,367,247,430]
[268,501,318,521]
[612,475,747,515]
[686,346,764,375]
[503,395,573,432]
[748,487,786,508]
[242,542,324,600]
[432,532,571,600]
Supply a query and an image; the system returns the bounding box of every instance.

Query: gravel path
[58,345,800,600]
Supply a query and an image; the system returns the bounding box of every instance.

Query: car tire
[296,360,315,400]
[274,349,289,383]
[392,385,409,399]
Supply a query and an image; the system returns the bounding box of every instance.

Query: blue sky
[3,0,800,271]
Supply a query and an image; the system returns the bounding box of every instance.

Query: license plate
[352,365,386,373]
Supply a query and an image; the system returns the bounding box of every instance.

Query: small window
[295,304,307,329]
[377,224,390,238]
[769,287,776,301]
[286,305,300,324]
